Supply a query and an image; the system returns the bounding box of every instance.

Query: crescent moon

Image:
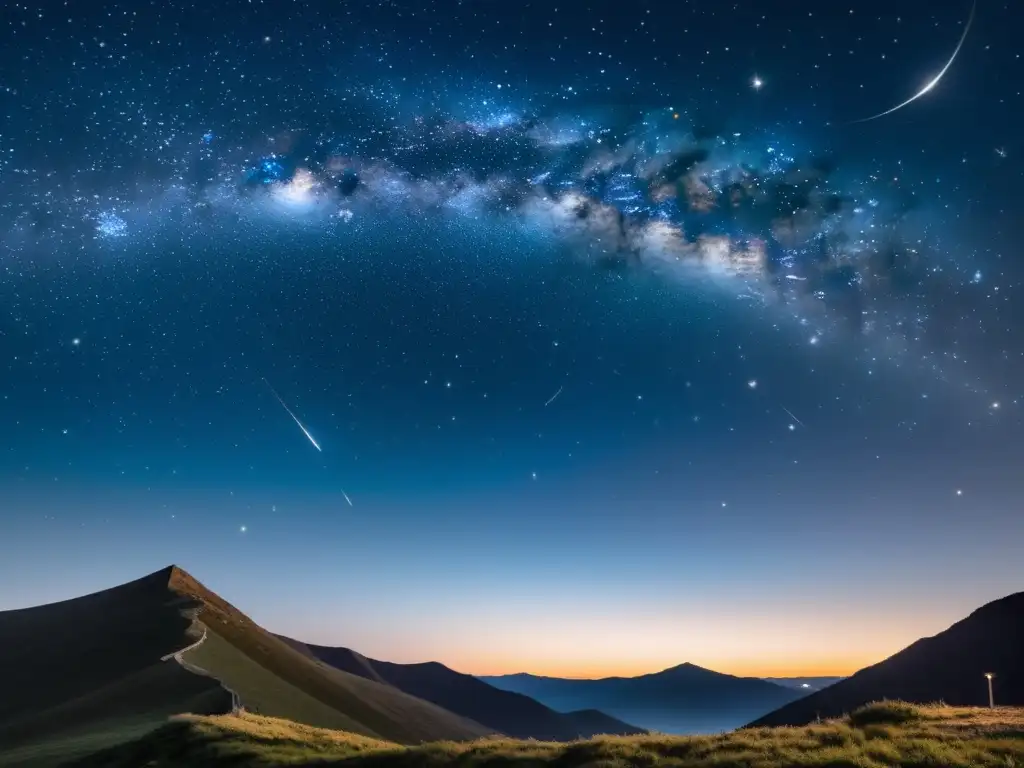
[851,1,976,124]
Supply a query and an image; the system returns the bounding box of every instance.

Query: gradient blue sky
[1,0,1023,679]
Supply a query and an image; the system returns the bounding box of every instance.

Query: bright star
[752,75,764,90]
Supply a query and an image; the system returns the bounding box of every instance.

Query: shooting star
[544,385,564,407]
[782,406,805,428]
[263,378,322,452]
[851,0,976,124]
[341,489,353,507]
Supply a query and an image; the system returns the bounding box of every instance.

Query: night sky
[1,0,1022,679]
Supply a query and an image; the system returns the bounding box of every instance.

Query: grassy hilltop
[63,702,1024,768]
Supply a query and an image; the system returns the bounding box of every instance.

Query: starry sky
[1,0,1023,679]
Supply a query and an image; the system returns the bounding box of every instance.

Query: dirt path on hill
[161,623,242,712]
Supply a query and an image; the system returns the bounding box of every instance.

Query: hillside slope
[0,565,493,767]
[0,568,231,765]
[749,591,1024,727]
[66,703,1024,768]
[279,637,646,740]
[163,566,494,743]
[482,663,802,734]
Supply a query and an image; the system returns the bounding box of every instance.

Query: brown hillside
[0,565,494,768]
[164,566,494,743]
[64,703,1024,768]
[0,567,230,765]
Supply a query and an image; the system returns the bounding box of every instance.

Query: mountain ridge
[0,564,495,766]
[278,635,647,740]
[749,590,1024,727]
[480,661,803,734]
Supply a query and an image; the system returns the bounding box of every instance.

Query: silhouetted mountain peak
[749,590,1024,727]
[653,662,714,677]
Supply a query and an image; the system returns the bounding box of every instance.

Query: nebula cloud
[0,92,990,391]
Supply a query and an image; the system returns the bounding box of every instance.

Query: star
[751,75,764,90]
[747,379,758,389]
[71,338,81,346]
[240,525,247,533]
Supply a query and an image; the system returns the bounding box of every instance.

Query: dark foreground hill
[749,591,1024,727]
[278,636,646,740]
[481,662,803,734]
[0,567,231,766]
[0,566,492,767]
[65,702,1024,768]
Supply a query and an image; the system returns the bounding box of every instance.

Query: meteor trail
[851,1,976,124]
[782,406,805,428]
[544,385,564,407]
[342,489,353,507]
[264,378,322,452]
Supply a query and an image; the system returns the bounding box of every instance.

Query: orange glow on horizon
[464,657,865,680]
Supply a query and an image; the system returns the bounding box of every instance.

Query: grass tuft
[848,701,924,728]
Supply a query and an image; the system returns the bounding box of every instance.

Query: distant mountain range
[275,636,645,740]
[749,591,1024,727]
[480,663,805,734]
